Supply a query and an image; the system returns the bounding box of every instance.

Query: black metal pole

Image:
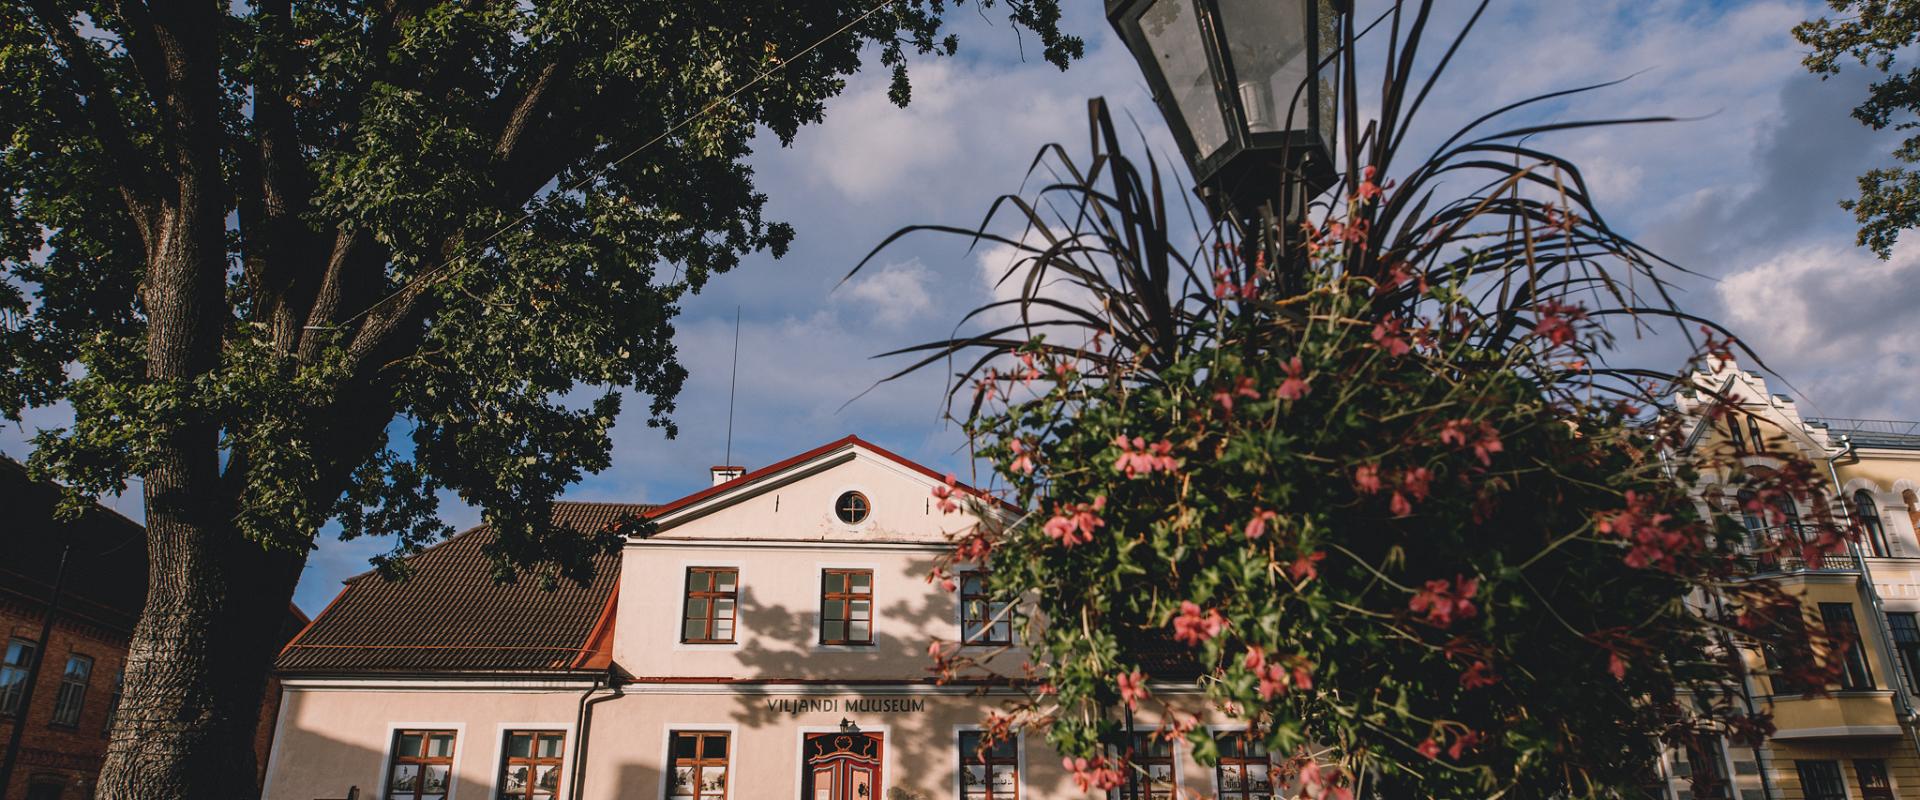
[0,540,73,799]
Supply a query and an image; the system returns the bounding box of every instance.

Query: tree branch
[26,0,162,244]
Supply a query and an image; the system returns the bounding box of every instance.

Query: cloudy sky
[5,1,1914,615]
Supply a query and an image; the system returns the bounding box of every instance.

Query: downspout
[567,666,622,800]
[0,540,71,799]
[1823,438,1920,766]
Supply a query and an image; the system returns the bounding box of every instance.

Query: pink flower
[1288,551,1325,582]
[1459,660,1498,690]
[1354,165,1387,203]
[1409,575,1480,628]
[1171,601,1227,646]
[1439,419,1503,467]
[1112,436,1179,478]
[1244,508,1278,540]
[1274,356,1311,401]
[1447,729,1486,761]
[1372,318,1412,356]
[1352,464,1383,494]
[1533,300,1588,347]
[1298,762,1353,800]
[1042,497,1106,548]
[1017,351,1043,383]
[1401,467,1433,502]
[1061,756,1126,792]
[1389,492,1413,517]
[931,474,960,514]
[1214,376,1261,412]
[1416,738,1441,759]
[1608,651,1628,681]
[1116,669,1150,710]
[1007,439,1036,475]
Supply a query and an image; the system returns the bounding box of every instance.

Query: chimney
[710,465,745,486]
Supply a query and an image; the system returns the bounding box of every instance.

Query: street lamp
[1106,0,1339,222]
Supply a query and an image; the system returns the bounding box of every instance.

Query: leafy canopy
[1797,0,1920,257]
[0,0,1077,581]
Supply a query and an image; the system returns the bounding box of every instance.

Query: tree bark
[93,5,309,797]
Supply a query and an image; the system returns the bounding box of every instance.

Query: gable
[645,436,1006,544]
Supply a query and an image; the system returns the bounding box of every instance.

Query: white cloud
[837,259,934,326]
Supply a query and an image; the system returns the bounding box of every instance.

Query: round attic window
[835,491,870,524]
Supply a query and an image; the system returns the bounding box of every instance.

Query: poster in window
[990,765,1017,793]
[962,764,988,790]
[699,765,726,794]
[503,765,530,792]
[390,764,420,793]
[669,766,696,797]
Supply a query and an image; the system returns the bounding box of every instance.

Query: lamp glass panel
[1139,0,1230,159]
[1217,0,1311,135]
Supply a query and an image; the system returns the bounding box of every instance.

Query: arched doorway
[802,724,883,800]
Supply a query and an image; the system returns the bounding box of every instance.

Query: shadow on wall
[264,727,387,800]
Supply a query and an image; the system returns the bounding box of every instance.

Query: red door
[802,731,883,800]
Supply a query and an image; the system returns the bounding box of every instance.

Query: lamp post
[1106,0,1339,225]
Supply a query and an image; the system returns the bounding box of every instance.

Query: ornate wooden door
[802,731,883,800]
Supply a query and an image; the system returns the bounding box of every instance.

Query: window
[24,779,62,800]
[959,571,1012,646]
[0,638,33,716]
[385,729,457,800]
[1889,612,1920,694]
[49,654,92,727]
[499,730,565,800]
[682,568,739,644]
[667,731,729,799]
[820,569,874,645]
[1213,730,1274,800]
[1128,731,1176,800]
[1681,739,1730,800]
[1856,759,1894,800]
[1770,495,1804,543]
[103,669,123,735]
[1856,490,1892,557]
[1746,416,1765,452]
[1727,416,1748,454]
[1795,760,1846,800]
[835,491,871,524]
[959,730,1019,799]
[1819,603,1875,690]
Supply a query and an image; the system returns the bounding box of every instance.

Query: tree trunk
[93,8,311,794]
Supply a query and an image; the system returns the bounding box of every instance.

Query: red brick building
[0,459,305,799]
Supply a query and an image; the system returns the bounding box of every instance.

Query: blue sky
[6,1,1916,616]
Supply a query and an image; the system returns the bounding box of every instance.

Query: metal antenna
[725,306,741,467]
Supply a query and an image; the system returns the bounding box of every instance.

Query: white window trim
[374,721,468,800]
[951,724,1027,800]
[1117,724,1185,799]
[657,722,742,800]
[831,481,879,532]
[950,567,1018,651]
[796,723,893,799]
[812,561,885,652]
[674,558,748,652]
[488,721,577,800]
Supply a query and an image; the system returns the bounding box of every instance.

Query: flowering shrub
[861,3,1848,795]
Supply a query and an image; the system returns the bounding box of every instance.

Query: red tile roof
[275,501,649,674]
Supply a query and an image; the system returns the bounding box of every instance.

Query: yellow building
[1668,359,1920,800]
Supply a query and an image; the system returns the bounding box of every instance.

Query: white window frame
[658,721,742,800]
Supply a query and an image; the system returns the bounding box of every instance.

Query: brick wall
[0,597,127,800]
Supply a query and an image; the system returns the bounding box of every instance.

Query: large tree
[1797,0,1920,257]
[0,1,1075,796]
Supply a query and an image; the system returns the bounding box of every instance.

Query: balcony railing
[1735,529,1863,576]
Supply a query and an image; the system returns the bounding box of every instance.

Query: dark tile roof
[276,501,650,675]
[0,458,149,633]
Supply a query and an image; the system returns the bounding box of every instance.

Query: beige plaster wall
[263,683,589,800]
